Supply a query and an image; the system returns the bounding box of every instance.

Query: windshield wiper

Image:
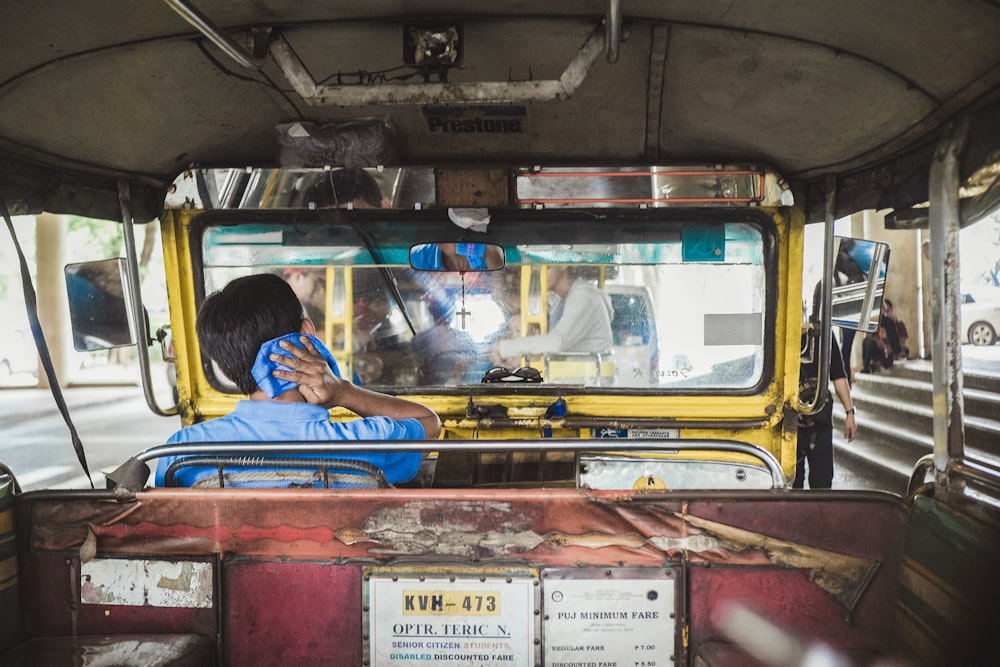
[351,223,416,335]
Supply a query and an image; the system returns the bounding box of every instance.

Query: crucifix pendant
[457,275,471,329]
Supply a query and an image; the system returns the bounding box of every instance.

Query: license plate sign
[366,567,538,667]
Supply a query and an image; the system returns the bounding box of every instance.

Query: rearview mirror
[831,237,890,332]
[65,258,137,351]
[409,242,505,272]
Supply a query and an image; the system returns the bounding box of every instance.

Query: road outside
[0,362,179,491]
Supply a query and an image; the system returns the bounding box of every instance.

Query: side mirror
[831,237,890,332]
[410,242,505,272]
[65,258,137,351]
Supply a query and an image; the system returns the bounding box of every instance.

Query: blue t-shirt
[154,400,425,487]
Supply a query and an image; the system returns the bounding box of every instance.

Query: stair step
[853,369,1000,413]
[833,404,932,461]
[832,407,1000,481]
[829,354,1000,493]
[875,359,999,393]
[833,436,911,495]
[842,392,1000,453]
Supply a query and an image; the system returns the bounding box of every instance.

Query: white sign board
[367,570,537,667]
[543,574,675,666]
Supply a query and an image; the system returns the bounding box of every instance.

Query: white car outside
[961,291,1000,346]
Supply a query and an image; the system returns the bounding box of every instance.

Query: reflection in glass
[831,237,890,332]
[201,219,768,392]
[65,258,135,351]
[410,243,505,272]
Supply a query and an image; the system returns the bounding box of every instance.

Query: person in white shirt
[490,265,614,366]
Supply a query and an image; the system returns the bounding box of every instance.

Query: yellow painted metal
[160,210,203,425]
[159,202,804,482]
[324,267,353,382]
[520,264,546,341]
[779,206,807,478]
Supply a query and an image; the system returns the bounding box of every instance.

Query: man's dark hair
[197,274,305,394]
[333,168,383,207]
[305,168,383,208]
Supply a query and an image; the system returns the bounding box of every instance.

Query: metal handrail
[906,454,935,497]
[0,461,21,495]
[118,181,177,417]
[949,458,1000,496]
[907,455,1000,502]
[135,438,787,489]
[269,25,606,106]
[164,455,389,488]
[605,0,622,63]
[164,0,266,70]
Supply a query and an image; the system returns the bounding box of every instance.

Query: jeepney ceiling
[0,1,998,223]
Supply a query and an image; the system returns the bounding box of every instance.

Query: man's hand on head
[270,333,440,439]
[270,336,347,408]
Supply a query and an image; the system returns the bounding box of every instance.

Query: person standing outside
[490,265,613,366]
[796,317,858,489]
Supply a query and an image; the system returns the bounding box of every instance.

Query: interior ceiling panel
[0,1,998,222]
[659,26,937,174]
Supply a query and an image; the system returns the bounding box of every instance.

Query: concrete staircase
[832,359,1000,495]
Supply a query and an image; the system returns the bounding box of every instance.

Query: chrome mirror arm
[118,180,178,417]
[799,176,836,415]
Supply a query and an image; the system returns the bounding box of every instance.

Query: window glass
[200,218,767,391]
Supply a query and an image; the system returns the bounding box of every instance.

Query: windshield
[198,213,770,393]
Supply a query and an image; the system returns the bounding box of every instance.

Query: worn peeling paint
[80,559,213,608]
[677,512,879,610]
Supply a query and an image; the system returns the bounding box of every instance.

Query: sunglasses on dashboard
[481,366,543,383]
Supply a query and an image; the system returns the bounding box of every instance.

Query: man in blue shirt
[410,242,502,272]
[155,273,440,487]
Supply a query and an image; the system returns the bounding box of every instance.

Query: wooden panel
[435,168,510,207]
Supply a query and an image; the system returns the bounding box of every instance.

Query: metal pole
[163,0,265,71]
[606,0,622,63]
[118,181,177,417]
[800,176,835,414]
[928,118,969,475]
